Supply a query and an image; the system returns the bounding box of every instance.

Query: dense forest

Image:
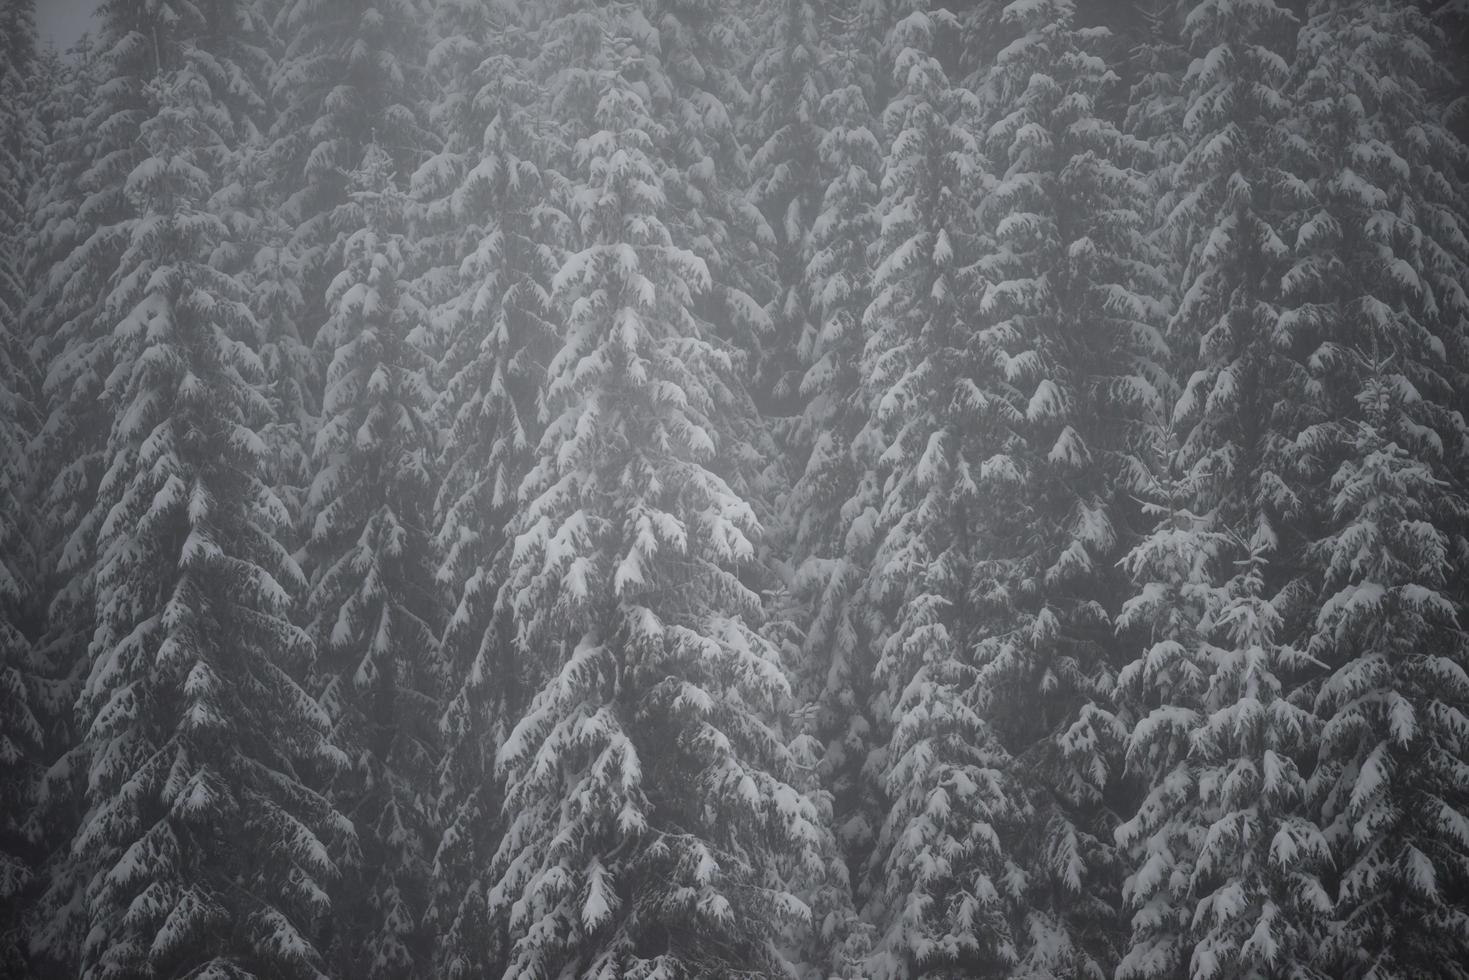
[2,0,1469,977]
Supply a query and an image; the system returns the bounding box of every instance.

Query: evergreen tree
[0,2,44,972]
[656,0,781,360]
[267,0,432,367]
[49,4,355,976]
[21,22,151,972]
[414,1,559,975]
[215,131,319,541]
[1113,1,1331,977]
[774,2,887,973]
[965,1,1171,975]
[1306,376,1469,980]
[746,0,833,406]
[1122,0,1189,179]
[745,1,888,974]
[855,5,1031,977]
[21,36,112,636]
[489,6,827,974]
[1121,0,1190,310]
[1289,1,1469,973]
[79,88,347,972]
[0,0,36,339]
[654,0,788,544]
[784,4,884,670]
[268,4,442,967]
[301,141,445,979]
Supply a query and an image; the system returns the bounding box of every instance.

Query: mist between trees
[2,0,1469,978]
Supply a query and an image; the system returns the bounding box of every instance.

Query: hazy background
[36,0,98,52]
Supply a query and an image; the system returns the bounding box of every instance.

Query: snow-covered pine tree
[1113,1,1332,977]
[302,140,446,979]
[0,0,39,564]
[745,1,889,973]
[20,22,152,973]
[651,0,788,533]
[0,2,44,972]
[784,3,884,680]
[962,1,1172,974]
[1122,0,1188,164]
[413,2,560,975]
[267,0,432,357]
[1121,0,1190,304]
[854,5,1032,977]
[657,0,779,342]
[746,0,834,408]
[242,162,320,537]
[1288,1,1469,973]
[256,0,437,622]
[28,16,147,564]
[53,5,355,976]
[1110,452,1231,980]
[1305,374,1469,980]
[265,7,441,967]
[631,2,839,963]
[0,0,37,344]
[20,37,112,633]
[774,1,887,973]
[213,116,319,544]
[488,6,828,974]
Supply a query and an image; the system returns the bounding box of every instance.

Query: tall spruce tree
[46,4,356,976]
[1113,1,1332,977]
[269,3,443,969]
[265,0,433,531]
[1305,378,1469,980]
[769,2,888,973]
[255,0,431,632]
[0,2,43,972]
[967,1,1172,975]
[22,36,112,659]
[487,4,828,974]
[655,0,781,364]
[22,20,154,971]
[855,5,1032,977]
[654,0,790,549]
[1289,1,1469,974]
[24,83,137,953]
[1122,0,1190,264]
[787,0,886,828]
[215,125,319,543]
[746,1,887,974]
[746,0,834,407]
[414,1,559,975]
[268,0,431,349]
[302,141,446,979]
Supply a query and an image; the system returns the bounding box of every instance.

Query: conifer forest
[3,0,1469,976]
